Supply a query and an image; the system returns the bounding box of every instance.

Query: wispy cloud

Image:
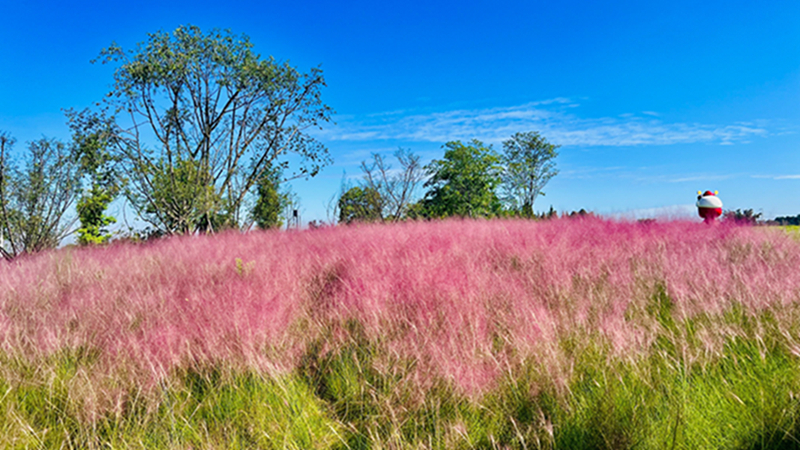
[667,174,735,183]
[752,174,800,180]
[559,165,628,179]
[322,99,769,147]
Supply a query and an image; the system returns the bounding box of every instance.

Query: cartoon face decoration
[696,190,723,222]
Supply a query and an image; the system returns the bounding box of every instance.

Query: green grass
[0,358,342,449]
[4,302,800,449]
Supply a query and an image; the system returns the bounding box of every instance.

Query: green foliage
[774,215,800,226]
[338,186,383,224]
[253,178,283,230]
[142,158,229,234]
[234,257,256,276]
[403,199,427,220]
[252,165,289,230]
[92,25,332,234]
[420,140,503,219]
[502,131,560,217]
[76,184,116,244]
[67,108,122,245]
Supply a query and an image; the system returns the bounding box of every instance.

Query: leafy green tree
[145,158,227,234]
[774,214,800,226]
[338,186,383,224]
[75,186,116,245]
[420,140,503,219]
[0,134,81,258]
[67,109,122,245]
[251,165,289,230]
[501,131,559,217]
[403,200,427,220]
[89,25,332,234]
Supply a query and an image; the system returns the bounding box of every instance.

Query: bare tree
[359,148,424,221]
[0,132,14,260]
[0,134,81,259]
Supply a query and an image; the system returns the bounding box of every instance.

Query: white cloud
[667,174,735,183]
[559,165,627,179]
[321,100,769,147]
[751,174,800,180]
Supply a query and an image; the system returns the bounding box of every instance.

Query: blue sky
[2,0,799,224]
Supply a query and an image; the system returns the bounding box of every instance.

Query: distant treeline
[772,214,800,226]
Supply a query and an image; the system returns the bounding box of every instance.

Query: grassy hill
[2,218,800,449]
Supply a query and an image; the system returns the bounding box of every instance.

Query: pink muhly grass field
[2,218,799,397]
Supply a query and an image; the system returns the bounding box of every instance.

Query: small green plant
[235,257,256,276]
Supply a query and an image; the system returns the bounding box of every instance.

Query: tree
[145,158,227,233]
[67,109,122,244]
[0,132,13,259]
[0,134,81,259]
[91,25,332,234]
[774,214,800,226]
[75,185,117,245]
[420,140,503,219]
[501,131,559,217]
[360,148,424,221]
[338,186,383,224]
[251,164,289,230]
[723,208,762,225]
